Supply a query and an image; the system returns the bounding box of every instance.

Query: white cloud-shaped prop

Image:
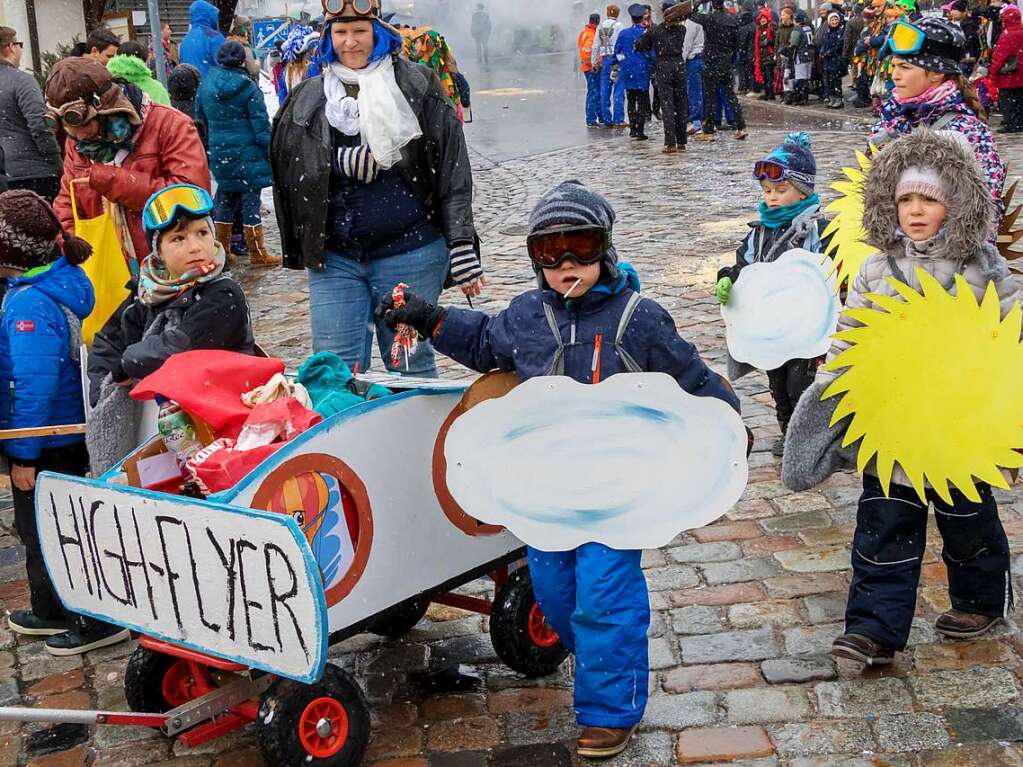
[722,248,839,371]
[444,373,748,551]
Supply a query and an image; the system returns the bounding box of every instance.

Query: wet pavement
[3,54,1023,767]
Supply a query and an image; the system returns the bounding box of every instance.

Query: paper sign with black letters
[35,473,328,683]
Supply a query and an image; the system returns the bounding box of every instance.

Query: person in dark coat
[843,2,865,83]
[753,6,776,99]
[692,0,747,140]
[820,11,847,108]
[376,180,740,759]
[167,63,202,119]
[615,4,655,140]
[195,42,279,268]
[736,9,756,93]
[270,0,481,378]
[637,0,688,152]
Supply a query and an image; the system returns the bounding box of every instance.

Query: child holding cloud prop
[782,130,1023,669]
[715,133,834,458]
[377,180,746,760]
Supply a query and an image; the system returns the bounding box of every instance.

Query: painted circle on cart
[251,454,374,607]
[433,400,505,537]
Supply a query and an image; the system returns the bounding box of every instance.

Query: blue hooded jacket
[180,0,226,78]
[195,64,273,191]
[0,257,95,462]
[433,269,739,410]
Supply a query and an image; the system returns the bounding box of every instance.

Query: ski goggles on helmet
[887,20,926,55]
[142,184,214,233]
[322,0,379,18]
[526,226,609,269]
[46,81,115,127]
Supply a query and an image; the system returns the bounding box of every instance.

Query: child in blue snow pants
[376,179,740,759]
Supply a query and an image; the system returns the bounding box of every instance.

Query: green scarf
[758,193,821,230]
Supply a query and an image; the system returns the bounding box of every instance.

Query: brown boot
[832,633,894,667]
[576,725,636,759]
[243,224,282,268]
[214,221,236,264]
[935,610,1001,639]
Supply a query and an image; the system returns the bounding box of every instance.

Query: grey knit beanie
[527,180,619,286]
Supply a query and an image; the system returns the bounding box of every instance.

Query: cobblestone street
[3,104,1023,767]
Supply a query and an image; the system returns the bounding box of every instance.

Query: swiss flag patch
[15,321,34,333]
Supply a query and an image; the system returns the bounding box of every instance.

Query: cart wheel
[490,567,569,678]
[257,664,371,767]
[124,645,206,713]
[369,595,429,639]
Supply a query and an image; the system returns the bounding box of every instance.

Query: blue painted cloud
[444,373,749,551]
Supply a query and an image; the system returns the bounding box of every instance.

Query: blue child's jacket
[0,257,95,462]
[433,269,739,411]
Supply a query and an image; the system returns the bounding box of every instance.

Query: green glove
[715,276,733,305]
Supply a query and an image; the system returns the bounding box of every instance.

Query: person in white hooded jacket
[593,4,626,126]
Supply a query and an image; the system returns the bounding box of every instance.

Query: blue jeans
[686,54,704,129]
[599,58,625,125]
[715,84,736,126]
[213,190,262,226]
[527,543,649,728]
[307,236,448,376]
[585,69,600,125]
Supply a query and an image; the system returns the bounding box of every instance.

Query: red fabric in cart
[131,350,285,439]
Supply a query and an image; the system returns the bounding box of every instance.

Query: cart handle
[0,706,166,728]
[0,424,87,440]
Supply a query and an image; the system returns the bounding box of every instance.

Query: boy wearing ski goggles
[525,226,610,295]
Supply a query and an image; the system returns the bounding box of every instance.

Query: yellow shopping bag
[70,179,131,345]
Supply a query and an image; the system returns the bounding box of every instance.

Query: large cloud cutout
[722,248,840,371]
[444,373,748,551]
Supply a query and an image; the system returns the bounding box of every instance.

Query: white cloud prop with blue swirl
[444,373,748,551]
[722,248,840,371]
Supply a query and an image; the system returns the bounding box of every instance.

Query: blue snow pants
[527,543,650,728]
[686,54,704,130]
[585,69,601,125]
[599,58,626,125]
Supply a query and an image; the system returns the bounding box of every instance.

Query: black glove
[375,290,446,339]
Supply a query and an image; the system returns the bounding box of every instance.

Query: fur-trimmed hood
[863,129,995,262]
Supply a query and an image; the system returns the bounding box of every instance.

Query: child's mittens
[449,242,484,287]
[335,145,380,184]
[715,276,733,305]
[375,290,446,339]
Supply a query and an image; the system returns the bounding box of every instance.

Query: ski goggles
[322,0,380,18]
[887,20,927,55]
[753,160,789,182]
[142,184,214,233]
[526,226,609,269]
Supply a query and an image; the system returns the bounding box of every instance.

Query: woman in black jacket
[270,0,482,377]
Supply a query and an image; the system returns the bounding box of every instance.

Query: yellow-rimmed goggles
[142,184,214,233]
[888,20,926,55]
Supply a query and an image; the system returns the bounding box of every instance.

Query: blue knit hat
[527,180,619,284]
[758,132,816,195]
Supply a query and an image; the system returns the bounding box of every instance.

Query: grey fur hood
[863,129,997,268]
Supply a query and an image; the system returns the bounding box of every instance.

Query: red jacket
[992,6,1023,90]
[54,103,211,265]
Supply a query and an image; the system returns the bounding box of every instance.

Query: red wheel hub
[162,659,204,707]
[298,697,349,758]
[527,603,561,648]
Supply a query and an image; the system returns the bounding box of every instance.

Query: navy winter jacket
[195,65,273,192]
[180,0,226,78]
[0,257,94,462]
[433,275,739,411]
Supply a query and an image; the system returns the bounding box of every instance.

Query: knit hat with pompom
[0,190,91,272]
[758,132,817,195]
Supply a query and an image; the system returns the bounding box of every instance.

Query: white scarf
[324,57,422,170]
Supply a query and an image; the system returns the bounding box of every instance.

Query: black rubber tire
[490,567,569,678]
[368,595,429,639]
[256,664,371,767]
[124,644,180,713]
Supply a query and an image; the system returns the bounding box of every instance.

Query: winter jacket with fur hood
[782,130,1020,492]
